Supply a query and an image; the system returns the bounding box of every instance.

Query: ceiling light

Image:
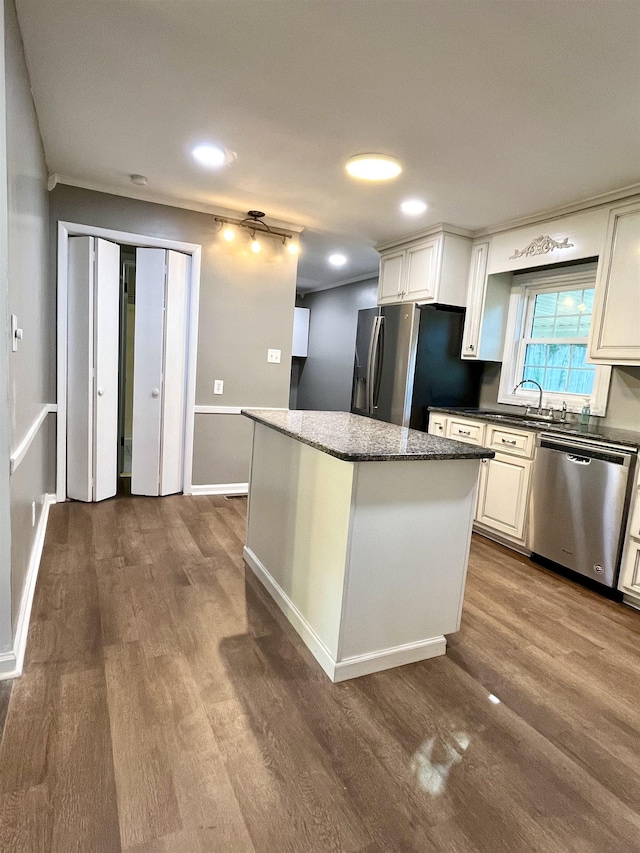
[328,253,347,267]
[214,210,295,253]
[401,199,427,216]
[345,154,402,181]
[192,143,236,168]
[130,173,147,186]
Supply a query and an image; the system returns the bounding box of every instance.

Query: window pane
[533,292,557,317]
[568,369,595,395]
[523,366,544,385]
[531,317,555,337]
[557,291,583,315]
[524,343,546,366]
[570,344,588,367]
[577,314,592,336]
[554,315,580,337]
[547,344,571,367]
[581,289,595,312]
[544,368,568,392]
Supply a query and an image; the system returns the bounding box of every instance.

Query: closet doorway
[57,223,201,503]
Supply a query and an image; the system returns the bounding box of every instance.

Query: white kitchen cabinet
[427,414,447,437]
[476,452,532,542]
[461,239,512,361]
[618,465,640,608]
[292,306,310,357]
[446,416,486,446]
[377,228,472,307]
[589,200,640,364]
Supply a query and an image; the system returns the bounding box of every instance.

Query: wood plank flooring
[0,492,639,852]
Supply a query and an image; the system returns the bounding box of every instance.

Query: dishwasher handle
[538,437,632,467]
[566,454,591,465]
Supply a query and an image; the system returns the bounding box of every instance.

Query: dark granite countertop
[429,407,640,450]
[243,409,495,462]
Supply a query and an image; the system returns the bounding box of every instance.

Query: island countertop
[242,409,495,462]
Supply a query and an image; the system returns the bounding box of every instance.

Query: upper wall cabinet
[589,200,640,364]
[377,228,472,307]
[461,241,512,361]
[292,306,310,357]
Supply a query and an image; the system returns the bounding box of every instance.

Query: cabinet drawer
[428,415,447,437]
[486,425,535,458]
[446,418,485,445]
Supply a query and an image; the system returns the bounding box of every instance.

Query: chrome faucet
[513,379,543,411]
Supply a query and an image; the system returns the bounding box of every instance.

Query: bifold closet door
[67,236,120,502]
[131,248,189,496]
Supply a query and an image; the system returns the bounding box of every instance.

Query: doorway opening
[119,245,136,484]
[57,222,201,503]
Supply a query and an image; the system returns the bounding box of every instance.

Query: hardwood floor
[0,492,639,852]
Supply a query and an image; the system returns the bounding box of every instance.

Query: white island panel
[245,422,354,662]
[339,458,478,663]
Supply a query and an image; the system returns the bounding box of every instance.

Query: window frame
[498,263,611,416]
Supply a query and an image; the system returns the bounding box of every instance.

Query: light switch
[267,349,281,364]
[214,379,224,395]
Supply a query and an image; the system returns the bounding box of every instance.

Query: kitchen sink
[473,410,574,429]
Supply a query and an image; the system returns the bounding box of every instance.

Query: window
[498,263,611,415]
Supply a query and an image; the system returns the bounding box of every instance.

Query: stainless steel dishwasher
[530,434,636,588]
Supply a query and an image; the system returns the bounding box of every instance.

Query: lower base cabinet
[475,453,532,542]
[429,413,534,547]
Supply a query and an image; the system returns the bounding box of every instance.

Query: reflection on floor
[0,493,638,852]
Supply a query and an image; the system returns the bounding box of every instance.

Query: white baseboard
[243,545,447,683]
[191,482,248,496]
[243,546,337,680]
[0,493,56,680]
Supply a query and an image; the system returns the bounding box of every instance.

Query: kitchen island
[242,410,494,681]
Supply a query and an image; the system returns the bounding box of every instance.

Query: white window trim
[498,263,611,416]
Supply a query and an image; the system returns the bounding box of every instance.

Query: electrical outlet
[267,349,281,364]
[31,501,36,527]
[214,379,224,395]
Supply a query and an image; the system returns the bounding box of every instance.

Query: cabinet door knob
[469,344,475,351]
[152,388,160,398]
[97,387,105,396]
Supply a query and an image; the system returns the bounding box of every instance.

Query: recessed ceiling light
[401,199,427,216]
[345,154,402,181]
[192,143,236,169]
[328,253,347,267]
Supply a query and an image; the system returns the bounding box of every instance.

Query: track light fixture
[214,210,297,253]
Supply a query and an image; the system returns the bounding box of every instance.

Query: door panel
[93,238,120,502]
[160,251,189,495]
[67,236,94,502]
[131,248,166,496]
[476,453,532,541]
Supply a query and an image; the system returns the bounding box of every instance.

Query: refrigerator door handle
[365,316,380,414]
[372,316,385,411]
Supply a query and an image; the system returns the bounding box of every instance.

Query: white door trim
[57,221,202,500]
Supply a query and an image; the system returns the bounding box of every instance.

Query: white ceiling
[15,0,640,291]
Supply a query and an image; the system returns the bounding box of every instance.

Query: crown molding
[50,174,305,233]
[375,222,473,253]
[472,181,640,238]
[297,271,379,295]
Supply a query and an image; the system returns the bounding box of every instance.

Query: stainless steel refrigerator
[351,303,483,430]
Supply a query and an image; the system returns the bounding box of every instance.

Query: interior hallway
[0,494,638,852]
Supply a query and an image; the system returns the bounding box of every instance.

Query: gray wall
[49,185,299,486]
[479,362,640,430]
[296,277,378,411]
[5,0,53,639]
